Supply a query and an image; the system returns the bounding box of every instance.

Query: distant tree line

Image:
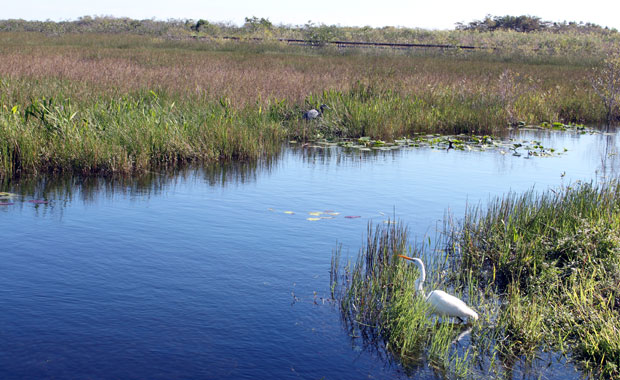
[0,16,330,40]
[0,16,191,36]
[0,16,365,47]
[0,14,617,57]
[1,14,616,38]
[456,14,616,34]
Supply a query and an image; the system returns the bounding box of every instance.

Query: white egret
[398,255,478,322]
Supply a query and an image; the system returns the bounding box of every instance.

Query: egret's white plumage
[399,255,478,322]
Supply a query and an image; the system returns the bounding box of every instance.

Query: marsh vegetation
[0,27,619,177]
[331,180,620,379]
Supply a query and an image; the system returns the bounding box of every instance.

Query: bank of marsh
[0,31,618,177]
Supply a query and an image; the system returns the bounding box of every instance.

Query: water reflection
[340,311,583,380]
[597,132,619,179]
[290,129,619,183]
[290,142,404,167]
[1,157,277,206]
[2,129,617,207]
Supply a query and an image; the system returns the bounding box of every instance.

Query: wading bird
[398,255,478,322]
[302,104,328,120]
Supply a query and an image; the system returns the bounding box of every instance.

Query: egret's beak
[398,254,414,261]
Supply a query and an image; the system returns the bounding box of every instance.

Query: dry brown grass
[0,32,593,108]
[0,43,361,104]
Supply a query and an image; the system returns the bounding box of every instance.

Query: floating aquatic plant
[335,131,582,157]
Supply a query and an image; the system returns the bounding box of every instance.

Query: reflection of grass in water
[331,180,620,379]
[0,157,276,205]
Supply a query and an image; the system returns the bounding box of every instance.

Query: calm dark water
[1,130,617,379]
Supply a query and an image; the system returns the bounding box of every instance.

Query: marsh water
[1,129,618,379]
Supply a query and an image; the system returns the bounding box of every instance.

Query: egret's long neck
[412,258,426,297]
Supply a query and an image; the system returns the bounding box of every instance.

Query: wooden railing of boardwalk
[189,35,496,51]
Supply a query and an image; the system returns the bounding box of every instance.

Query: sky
[4,0,620,30]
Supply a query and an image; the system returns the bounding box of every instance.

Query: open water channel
[1,129,618,379]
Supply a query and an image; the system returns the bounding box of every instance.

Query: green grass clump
[297,85,506,140]
[331,222,485,378]
[453,181,620,378]
[0,91,285,176]
[332,181,620,378]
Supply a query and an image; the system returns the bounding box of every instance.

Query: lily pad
[308,211,323,216]
[284,211,295,215]
[307,217,321,221]
[345,216,361,219]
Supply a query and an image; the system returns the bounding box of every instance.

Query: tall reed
[331,222,485,378]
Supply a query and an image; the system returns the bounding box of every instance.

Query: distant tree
[192,19,209,32]
[303,21,337,46]
[456,14,617,35]
[457,14,549,32]
[548,20,616,34]
[243,16,273,32]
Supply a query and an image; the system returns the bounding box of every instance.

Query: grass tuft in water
[331,221,482,377]
[452,180,620,378]
[332,180,620,378]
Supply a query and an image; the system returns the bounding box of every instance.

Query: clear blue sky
[4,0,619,30]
